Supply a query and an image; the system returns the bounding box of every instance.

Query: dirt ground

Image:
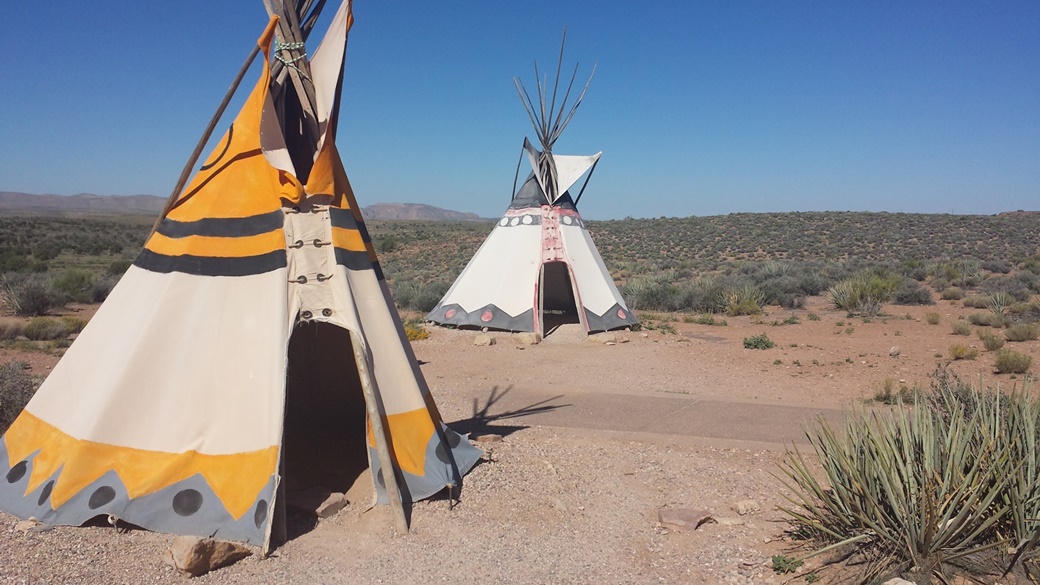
[1,296,1038,584]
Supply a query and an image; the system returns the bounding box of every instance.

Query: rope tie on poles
[274,40,310,78]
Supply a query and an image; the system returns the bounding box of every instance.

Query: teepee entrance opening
[282,322,371,511]
[539,261,583,335]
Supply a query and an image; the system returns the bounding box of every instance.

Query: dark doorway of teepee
[277,321,371,539]
[539,261,583,336]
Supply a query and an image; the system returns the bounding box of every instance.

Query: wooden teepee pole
[148,43,263,239]
[349,332,410,534]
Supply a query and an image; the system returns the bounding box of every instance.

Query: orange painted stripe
[366,408,435,477]
[331,226,368,252]
[4,412,278,520]
[145,230,285,259]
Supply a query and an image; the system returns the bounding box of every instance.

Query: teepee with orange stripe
[0,0,479,551]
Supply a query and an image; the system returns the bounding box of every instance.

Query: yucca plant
[778,386,1015,583]
[987,291,1015,317]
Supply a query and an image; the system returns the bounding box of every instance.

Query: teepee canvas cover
[427,40,638,335]
[0,1,479,550]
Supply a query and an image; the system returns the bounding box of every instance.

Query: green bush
[0,361,38,432]
[51,269,96,304]
[925,312,941,325]
[743,333,774,349]
[391,280,451,313]
[828,270,900,316]
[977,331,1006,351]
[940,286,964,300]
[1005,323,1040,342]
[107,259,133,275]
[778,372,1038,582]
[891,278,934,306]
[951,320,972,336]
[719,285,764,316]
[995,349,1032,374]
[23,317,73,341]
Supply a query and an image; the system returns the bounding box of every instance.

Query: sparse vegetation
[951,320,973,336]
[978,331,1006,351]
[994,349,1032,374]
[925,312,941,325]
[0,361,37,432]
[743,333,775,350]
[948,344,979,360]
[1005,323,1040,343]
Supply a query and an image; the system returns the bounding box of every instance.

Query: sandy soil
[1,296,1037,584]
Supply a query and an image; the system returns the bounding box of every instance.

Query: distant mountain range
[0,192,486,221]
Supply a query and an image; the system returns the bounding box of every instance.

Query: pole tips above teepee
[512,28,597,156]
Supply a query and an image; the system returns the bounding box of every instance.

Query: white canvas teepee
[427,38,638,335]
[0,0,480,551]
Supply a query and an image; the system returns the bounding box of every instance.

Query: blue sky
[2,1,1037,220]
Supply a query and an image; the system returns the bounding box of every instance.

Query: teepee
[427,36,638,335]
[0,0,479,552]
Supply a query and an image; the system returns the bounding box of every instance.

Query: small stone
[162,536,252,577]
[657,508,716,530]
[513,332,541,346]
[587,332,616,344]
[883,579,916,585]
[14,519,38,532]
[890,346,901,356]
[473,333,496,346]
[734,499,760,515]
[473,433,503,443]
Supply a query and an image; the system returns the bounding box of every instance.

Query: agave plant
[777,383,1017,583]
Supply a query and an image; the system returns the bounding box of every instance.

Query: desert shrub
[621,276,681,312]
[0,361,38,432]
[963,294,990,309]
[828,270,900,317]
[675,277,728,313]
[951,320,972,336]
[925,312,941,325]
[891,278,934,306]
[949,344,979,361]
[404,323,429,341]
[720,285,764,316]
[981,259,1012,274]
[968,312,1006,328]
[778,373,1039,582]
[60,316,87,334]
[980,275,1032,302]
[1005,323,1040,342]
[51,269,96,304]
[994,349,1032,374]
[92,274,121,303]
[743,333,774,349]
[0,273,66,317]
[940,286,964,300]
[871,378,918,405]
[107,259,133,275]
[683,314,727,326]
[23,317,73,341]
[0,318,25,340]
[757,275,806,309]
[977,332,1006,351]
[391,280,451,313]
